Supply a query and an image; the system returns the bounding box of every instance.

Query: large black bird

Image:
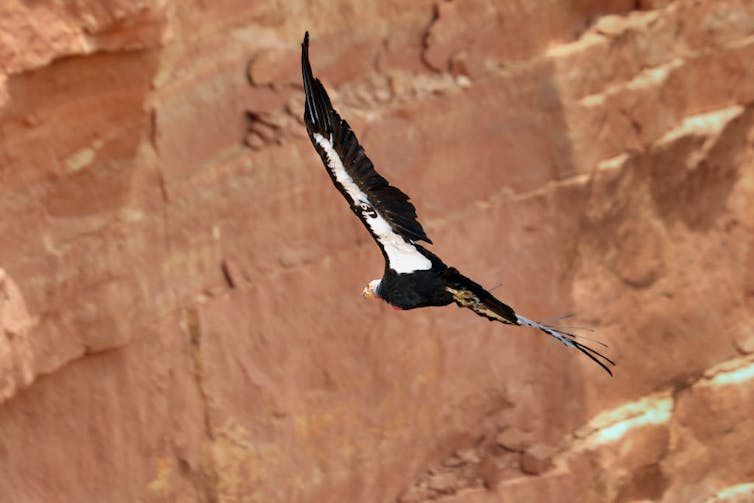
[301,33,614,375]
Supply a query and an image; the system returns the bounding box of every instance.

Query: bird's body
[300,32,614,375]
[378,246,454,310]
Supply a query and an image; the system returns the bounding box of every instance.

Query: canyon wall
[1,1,753,501]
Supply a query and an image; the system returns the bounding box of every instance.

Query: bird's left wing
[443,269,615,375]
[301,32,432,274]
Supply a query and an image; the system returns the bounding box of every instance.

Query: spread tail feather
[516,315,615,376]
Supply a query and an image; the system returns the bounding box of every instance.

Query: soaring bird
[300,33,614,375]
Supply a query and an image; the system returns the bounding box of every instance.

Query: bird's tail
[516,314,615,376]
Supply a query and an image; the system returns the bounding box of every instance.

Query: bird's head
[361,279,382,300]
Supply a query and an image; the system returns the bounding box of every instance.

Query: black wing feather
[301,32,432,245]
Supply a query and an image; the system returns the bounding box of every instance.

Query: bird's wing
[301,32,432,274]
[444,270,615,375]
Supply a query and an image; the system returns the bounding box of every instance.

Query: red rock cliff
[1,1,753,502]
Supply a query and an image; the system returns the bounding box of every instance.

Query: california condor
[301,33,614,375]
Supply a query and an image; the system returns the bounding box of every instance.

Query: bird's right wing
[444,269,615,375]
[301,32,433,274]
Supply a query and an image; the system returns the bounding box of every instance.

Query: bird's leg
[446,287,479,308]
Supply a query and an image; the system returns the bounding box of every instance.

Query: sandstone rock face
[1,1,753,502]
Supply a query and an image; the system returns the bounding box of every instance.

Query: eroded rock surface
[1,1,753,501]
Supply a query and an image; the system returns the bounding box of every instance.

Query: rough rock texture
[1,1,753,502]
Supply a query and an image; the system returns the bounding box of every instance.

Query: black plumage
[300,32,614,375]
[302,33,430,247]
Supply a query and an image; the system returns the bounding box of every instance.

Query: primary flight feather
[300,32,614,375]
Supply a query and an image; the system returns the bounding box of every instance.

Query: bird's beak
[362,286,375,299]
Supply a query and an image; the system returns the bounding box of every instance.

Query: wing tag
[358,201,378,218]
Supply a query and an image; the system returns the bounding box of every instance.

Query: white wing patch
[312,132,432,274]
